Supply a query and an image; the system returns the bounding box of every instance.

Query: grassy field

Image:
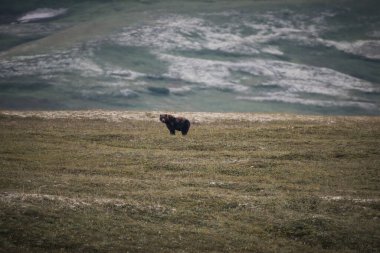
[0,112,379,253]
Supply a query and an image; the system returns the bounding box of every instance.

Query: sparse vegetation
[0,112,379,252]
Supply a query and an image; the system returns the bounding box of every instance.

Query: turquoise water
[0,0,379,114]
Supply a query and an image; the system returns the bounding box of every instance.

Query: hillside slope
[1,111,379,252]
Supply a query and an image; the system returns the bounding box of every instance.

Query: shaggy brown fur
[159,114,191,135]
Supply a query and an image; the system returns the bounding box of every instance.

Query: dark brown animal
[159,114,191,135]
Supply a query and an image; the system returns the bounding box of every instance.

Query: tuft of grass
[0,113,379,252]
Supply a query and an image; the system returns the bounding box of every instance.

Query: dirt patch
[321,196,380,203]
[0,192,174,214]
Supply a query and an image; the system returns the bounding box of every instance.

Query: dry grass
[0,111,379,252]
